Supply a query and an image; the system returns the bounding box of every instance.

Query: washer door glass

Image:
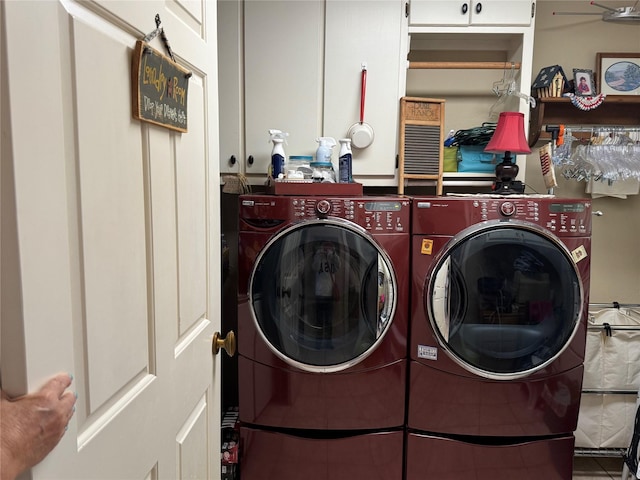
[428,223,583,379]
[250,219,396,372]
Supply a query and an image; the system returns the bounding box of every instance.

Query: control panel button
[316,199,331,215]
[500,201,516,217]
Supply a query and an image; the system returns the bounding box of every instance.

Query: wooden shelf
[529,96,640,146]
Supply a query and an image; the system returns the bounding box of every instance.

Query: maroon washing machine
[237,194,410,480]
[407,195,592,480]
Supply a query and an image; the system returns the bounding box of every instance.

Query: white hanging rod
[409,61,521,70]
[589,302,640,308]
[587,325,640,332]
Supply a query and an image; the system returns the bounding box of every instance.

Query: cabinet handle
[229,155,236,165]
[247,155,254,165]
[461,3,468,14]
[475,2,482,13]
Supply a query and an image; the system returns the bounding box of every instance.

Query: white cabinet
[217,0,242,175]
[410,0,533,26]
[218,0,405,186]
[218,0,323,178]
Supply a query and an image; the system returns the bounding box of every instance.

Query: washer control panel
[240,195,410,233]
[293,197,409,233]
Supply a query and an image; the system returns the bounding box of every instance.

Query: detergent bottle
[269,130,288,179]
[314,137,337,182]
[315,137,336,163]
[338,138,352,183]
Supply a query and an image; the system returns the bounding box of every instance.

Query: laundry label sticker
[421,239,433,255]
[571,245,588,263]
[417,345,437,361]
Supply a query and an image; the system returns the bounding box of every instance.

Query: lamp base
[493,180,525,195]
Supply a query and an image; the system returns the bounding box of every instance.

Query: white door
[1,1,223,479]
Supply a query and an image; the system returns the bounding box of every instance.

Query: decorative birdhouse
[532,65,569,98]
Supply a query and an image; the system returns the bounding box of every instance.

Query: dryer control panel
[412,196,592,237]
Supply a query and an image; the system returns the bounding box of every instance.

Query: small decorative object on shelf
[596,52,640,96]
[573,68,596,97]
[532,65,569,98]
[563,92,607,111]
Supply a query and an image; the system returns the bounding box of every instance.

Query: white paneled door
[1,1,222,479]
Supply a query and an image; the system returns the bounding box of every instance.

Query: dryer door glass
[428,224,583,377]
[250,220,397,371]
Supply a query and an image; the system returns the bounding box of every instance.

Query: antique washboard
[398,97,445,194]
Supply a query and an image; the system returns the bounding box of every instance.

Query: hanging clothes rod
[587,325,640,332]
[409,61,521,70]
[589,302,640,308]
[582,389,639,395]
[548,125,640,133]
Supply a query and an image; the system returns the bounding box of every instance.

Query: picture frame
[596,52,640,96]
[573,68,596,97]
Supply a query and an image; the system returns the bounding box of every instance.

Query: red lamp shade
[484,112,531,154]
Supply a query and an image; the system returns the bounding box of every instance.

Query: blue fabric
[457,145,497,173]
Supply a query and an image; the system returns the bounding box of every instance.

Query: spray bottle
[338,138,353,183]
[269,130,288,179]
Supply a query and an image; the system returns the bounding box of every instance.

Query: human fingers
[59,390,77,419]
[41,372,73,398]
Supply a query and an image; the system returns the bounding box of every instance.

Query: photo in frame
[596,52,640,95]
[573,69,596,97]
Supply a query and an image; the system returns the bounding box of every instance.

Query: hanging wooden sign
[131,40,190,132]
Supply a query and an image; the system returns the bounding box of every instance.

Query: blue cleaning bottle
[338,138,352,183]
[269,130,288,179]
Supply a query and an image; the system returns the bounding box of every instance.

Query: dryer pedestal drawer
[239,355,406,430]
[240,427,403,480]
[406,432,574,480]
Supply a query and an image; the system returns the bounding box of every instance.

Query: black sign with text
[131,40,189,132]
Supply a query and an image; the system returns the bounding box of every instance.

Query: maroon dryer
[407,195,592,480]
[237,194,410,480]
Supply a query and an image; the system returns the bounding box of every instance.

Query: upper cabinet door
[469,0,533,25]
[324,1,405,180]
[410,0,474,25]
[243,1,324,179]
[410,0,533,26]
[218,0,243,175]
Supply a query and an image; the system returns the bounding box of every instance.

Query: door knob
[212,331,236,357]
